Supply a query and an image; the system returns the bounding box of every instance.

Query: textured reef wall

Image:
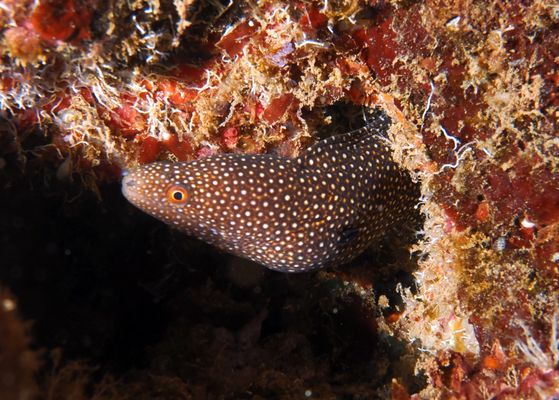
[0,0,558,399]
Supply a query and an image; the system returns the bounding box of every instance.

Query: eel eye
[166,186,189,205]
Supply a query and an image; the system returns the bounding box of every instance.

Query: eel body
[122,114,418,272]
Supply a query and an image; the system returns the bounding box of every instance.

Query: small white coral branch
[516,308,559,372]
[421,80,436,125]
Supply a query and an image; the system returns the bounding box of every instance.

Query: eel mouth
[121,170,140,203]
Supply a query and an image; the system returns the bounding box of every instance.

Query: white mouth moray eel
[122,112,419,272]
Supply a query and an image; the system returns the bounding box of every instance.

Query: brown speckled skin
[122,114,419,272]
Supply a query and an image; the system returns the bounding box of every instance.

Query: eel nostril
[125,179,136,187]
